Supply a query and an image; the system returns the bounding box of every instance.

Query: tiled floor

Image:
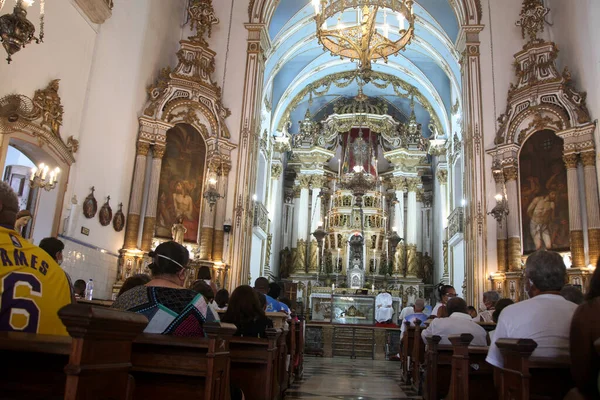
[285,357,421,399]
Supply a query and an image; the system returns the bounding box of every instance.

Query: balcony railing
[253,201,269,233]
[448,207,464,240]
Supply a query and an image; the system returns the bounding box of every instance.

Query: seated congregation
[396,249,600,400]
[1,173,599,400]
[0,180,304,400]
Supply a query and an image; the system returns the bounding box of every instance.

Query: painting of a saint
[520,130,569,254]
[155,125,206,243]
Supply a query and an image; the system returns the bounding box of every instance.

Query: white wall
[0,0,186,294]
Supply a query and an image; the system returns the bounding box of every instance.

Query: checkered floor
[285,357,421,399]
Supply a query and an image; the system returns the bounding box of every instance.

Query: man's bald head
[0,181,19,227]
[446,297,468,316]
[414,298,425,312]
[254,277,269,294]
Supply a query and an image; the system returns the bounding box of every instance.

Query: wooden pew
[287,318,297,387]
[446,334,495,400]
[129,322,237,400]
[294,319,305,380]
[0,303,148,400]
[411,319,425,393]
[423,335,453,400]
[401,321,416,384]
[228,328,282,400]
[495,338,574,400]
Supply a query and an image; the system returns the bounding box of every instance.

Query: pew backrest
[424,335,453,400]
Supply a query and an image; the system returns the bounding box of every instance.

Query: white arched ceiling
[266,0,462,138]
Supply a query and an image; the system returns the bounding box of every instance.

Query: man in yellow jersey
[0,181,72,336]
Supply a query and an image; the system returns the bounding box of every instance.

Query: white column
[406,185,418,244]
[503,166,521,272]
[124,141,150,249]
[140,145,165,252]
[298,186,310,242]
[291,192,300,247]
[582,151,600,264]
[310,187,322,233]
[565,153,585,268]
[416,190,424,253]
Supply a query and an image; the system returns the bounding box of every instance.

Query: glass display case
[310,294,332,322]
[331,294,375,325]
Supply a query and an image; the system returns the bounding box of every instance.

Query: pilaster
[140,144,165,252]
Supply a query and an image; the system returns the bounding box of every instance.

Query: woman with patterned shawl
[112,241,219,336]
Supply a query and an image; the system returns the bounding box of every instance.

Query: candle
[332,283,335,291]
[338,159,341,178]
[41,165,49,180]
[337,248,340,272]
[30,166,37,181]
[372,284,375,292]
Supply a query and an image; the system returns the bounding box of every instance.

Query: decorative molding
[271,163,283,179]
[73,0,113,24]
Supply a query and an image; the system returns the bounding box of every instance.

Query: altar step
[332,327,375,359]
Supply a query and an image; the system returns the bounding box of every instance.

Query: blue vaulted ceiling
[265,1,462,138]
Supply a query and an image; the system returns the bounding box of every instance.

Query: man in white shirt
[421,297,488,346]
[486,250,577,368]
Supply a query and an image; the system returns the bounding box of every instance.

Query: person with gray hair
[421,297,488,346]
[486,250,577,368]
[400,298,429,338]
[475,290,501,322]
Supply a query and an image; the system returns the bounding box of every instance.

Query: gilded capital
[298,175,312,189]
[503,166,518,182]
[137,141,150,156]
[581,151,596,167]
[391,176,407,192]
[271,164,283,179]
[416,188,425,203]
[293,185,301,198]
[436,169,448,184]
[563,153,579,169]
[153,145,166,160]
[406,177,421,192]
[311,175,327,188]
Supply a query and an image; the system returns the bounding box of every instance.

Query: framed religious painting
[154,124,207,243]
[519,130,569,254]
[83,187,98,219]
[99,196,113,226]
[113,203,125,232]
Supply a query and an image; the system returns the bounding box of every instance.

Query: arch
[507,104,570,146]
[161,99,216,140]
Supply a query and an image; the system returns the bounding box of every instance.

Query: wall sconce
[488,193,509,227]
[30,163,59,191]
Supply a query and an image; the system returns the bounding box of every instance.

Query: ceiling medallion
[313,0,415,73]
[0,0,45,64]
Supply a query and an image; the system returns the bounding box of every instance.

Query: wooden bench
[292,319,305,381]
[228,328,282,400]
[401,322,416,383]
[495,338,574,400]
[423,335,453,400]
[411,319,425,393]
[0,303,148,400]
[446,334,495,400]
[129,322,237,400]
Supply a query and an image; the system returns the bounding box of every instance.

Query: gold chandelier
[313,0,415,72]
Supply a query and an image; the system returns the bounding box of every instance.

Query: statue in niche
[421,252,434,284]
[14,210,32,238]
[171,216,187,244]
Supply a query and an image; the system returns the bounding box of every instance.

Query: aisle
[285,357,421,399]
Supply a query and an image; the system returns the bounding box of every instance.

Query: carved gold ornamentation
[443,240,448,275]
[406,177,420,192]
[308,240,318,273]
[391,176,407,192]
[144,67,171,117]
[588,229,600,268]
[66,136,79,154]
[503,166,518,182]
[298,175,312,189]
[581,151,596,167]
[136,141,150,156]
[436,169,448,185]
[406,244,418,277]
[152,145,166,160]
[393,245,405,276]
[294,239,307,273]
[311,175,328,189]
[563,153,579,169]
[293,185,301,198]
[516,0,549,44]
[571,230,585,268]
[271,164,283,179]
[416,188,425,203]
[508,237,522,272]
[33,79,63,136]
[187,0,219,45]
[497,238,508,273]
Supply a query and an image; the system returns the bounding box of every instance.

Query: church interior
[1,0,600,399]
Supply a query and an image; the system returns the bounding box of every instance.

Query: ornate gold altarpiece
[487,0,597,300]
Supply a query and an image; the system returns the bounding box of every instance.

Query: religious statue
[171,216,187,244]
[421,252,434,284]
[14,210,32,237]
